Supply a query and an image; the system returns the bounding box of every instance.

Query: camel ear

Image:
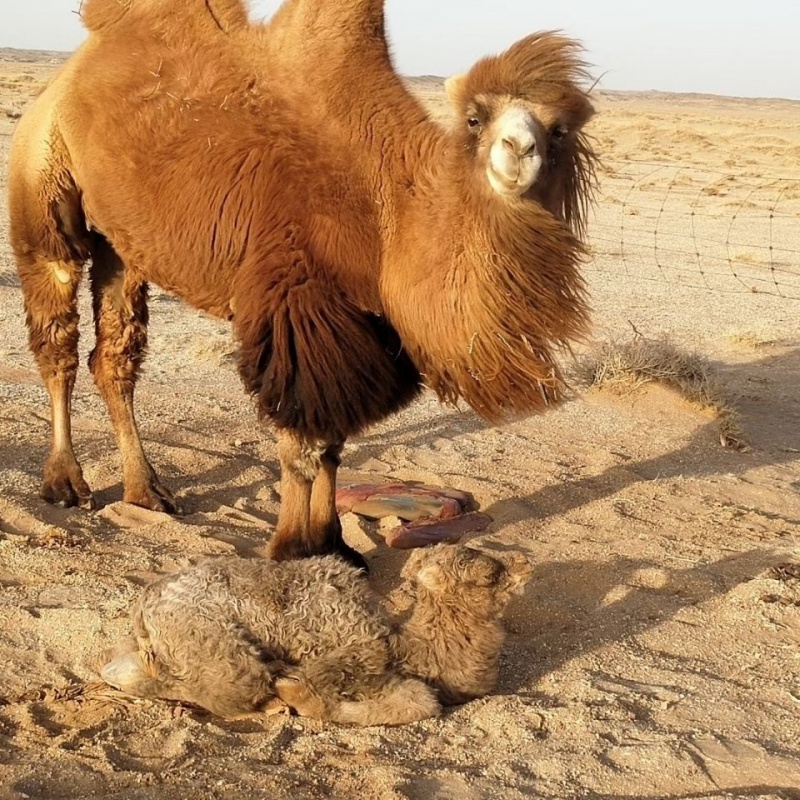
[444,74,467,106]
[401,548,430,581]
[502,552,533,596]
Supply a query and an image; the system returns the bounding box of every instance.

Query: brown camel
[8,0,595,567]
[100,544,532,724]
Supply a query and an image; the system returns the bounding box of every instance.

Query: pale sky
[2,0,798,100]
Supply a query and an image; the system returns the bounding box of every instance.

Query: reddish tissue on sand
[335,483,471,518]
[386,513,493,549]
[335,483,490,548]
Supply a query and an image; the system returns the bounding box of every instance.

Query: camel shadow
[497,548,778,695]
[484,346,800,527]
[2,347,798,542]
[583,789,800,800]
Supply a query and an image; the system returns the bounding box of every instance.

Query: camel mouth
[487,157,541,197]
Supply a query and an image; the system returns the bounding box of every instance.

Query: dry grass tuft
[725,330,782,350]
[576,333,746,450]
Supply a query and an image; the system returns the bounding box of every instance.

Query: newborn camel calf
[100,545,531,725]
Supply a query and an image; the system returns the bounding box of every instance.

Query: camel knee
[277,430,325,483]
[88,265,149,394]
[26,310,81,381]
[19,262,83,382]
[88,318,148,395]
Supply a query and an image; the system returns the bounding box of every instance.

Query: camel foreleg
[275,646,441,726]
[88,239,181,513]
[269,431,366,570]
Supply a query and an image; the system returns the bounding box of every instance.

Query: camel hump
[81,0,249,34]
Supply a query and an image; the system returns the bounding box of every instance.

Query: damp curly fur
[8,0,596,559]
[100,545,532,725]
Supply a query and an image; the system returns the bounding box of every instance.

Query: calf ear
[401,548,429,581]
[416,563,446,591]
[502,552,533,596]
[444,73,467,106]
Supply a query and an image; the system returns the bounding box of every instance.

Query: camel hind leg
[88,237,181,513]
[20,255,94,508]
[100,598,285,718]
[10,162,95,508]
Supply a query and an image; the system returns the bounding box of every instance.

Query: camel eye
[467,117,481,131]
[551,125,569,141]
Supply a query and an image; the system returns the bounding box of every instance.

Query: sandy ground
[1,55,800,800]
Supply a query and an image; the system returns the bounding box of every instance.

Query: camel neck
[396,594,505,705]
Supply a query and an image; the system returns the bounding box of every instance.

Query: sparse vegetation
[576,332,746,449]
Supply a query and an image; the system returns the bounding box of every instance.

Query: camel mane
[450,31,598,238]
[384,182,589,421]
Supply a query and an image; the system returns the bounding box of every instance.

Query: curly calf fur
[101,545,532,725]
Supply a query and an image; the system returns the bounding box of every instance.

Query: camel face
[444,32,597,234]
[407,544,532,603]
[485,103,546,197]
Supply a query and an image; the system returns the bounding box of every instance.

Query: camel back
[81,0,248,34]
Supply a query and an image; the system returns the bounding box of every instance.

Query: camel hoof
[268,537,369,574]
[41,456,95,510]
[124,480,183,515]
[100,652,149,691]
[336,542,369,574]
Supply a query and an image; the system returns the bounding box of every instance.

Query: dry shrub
[576,333,746,450]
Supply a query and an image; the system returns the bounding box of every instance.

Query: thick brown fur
[8,0,596,559]
[266,1,596,416]
[99,545,532,724]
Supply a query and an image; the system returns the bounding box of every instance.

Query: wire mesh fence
[586,159,800,299]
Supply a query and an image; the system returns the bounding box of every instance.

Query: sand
[1,55,799,800]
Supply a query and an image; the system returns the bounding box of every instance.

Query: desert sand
[1,52,799,800]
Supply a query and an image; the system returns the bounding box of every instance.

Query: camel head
[445,32,597,237]
[403,544,532,611]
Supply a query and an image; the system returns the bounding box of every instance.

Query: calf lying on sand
[100,545,531,725]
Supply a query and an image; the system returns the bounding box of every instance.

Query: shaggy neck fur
[265,1,593,416]
[394,586,507,706]
[381,143,589,418]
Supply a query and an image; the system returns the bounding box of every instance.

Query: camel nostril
[502,138,536,157]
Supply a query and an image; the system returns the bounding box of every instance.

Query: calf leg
[269,431,366,569]
[88,238,181,513]
[275,646,440,726]
[332,676,440,726]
